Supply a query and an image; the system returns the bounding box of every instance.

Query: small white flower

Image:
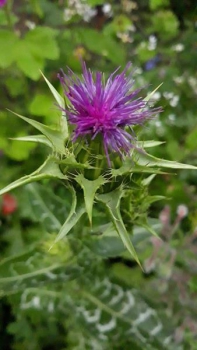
[168,114,176,122]
[103,3,112,14]
[172,44,184,52]
[177,204,188,218]
[25,20,36,30]
[170,95,179,107]
[148,35,157,51]
[173,76,184,84]
[151,92,161,102]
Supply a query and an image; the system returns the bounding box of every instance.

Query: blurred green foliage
[0,0,197,349]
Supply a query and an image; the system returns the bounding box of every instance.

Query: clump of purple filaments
[58,62,161,165]
[0,0,7,7]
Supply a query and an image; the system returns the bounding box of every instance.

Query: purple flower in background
[145,55,160,71]
[59,63,160,163]
[0,0,7,7]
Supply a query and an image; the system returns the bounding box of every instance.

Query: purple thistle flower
[58,63,161,164]
[0,0,7,7]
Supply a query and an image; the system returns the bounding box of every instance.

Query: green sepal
[97,186,142,267]
[144,195,166,206]
[55,189,85,243]
[40,71,64,110]
[10,135,52,148]
[140,223,160,237]
[144,83,163,102]
[141,174,156,186]
[40,71,68,138]
[136,140,165,148]
[75,174,106,224]
[110,162,167,177]
[0,156,66,196]
[135,149,197,169]
[7,109,66,154]
[60,154,95,170]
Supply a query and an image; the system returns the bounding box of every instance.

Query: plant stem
[4,3,13,30]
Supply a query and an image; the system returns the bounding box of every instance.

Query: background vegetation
[0,0,197,349]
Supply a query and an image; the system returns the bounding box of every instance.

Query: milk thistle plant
[0,63,196,265]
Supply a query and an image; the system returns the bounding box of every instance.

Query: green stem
[82,291,120,318]
[0,263,64,283]
[22,288,63,298]
[92,137,106,179]
[4,3,13,30]
[93,149,102,179]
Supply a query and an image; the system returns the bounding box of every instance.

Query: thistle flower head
[59,63,160,164]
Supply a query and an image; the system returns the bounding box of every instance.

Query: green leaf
[86,223,126,257]
[112,263,144,288]
[97,187,141,267]
[24,26,59,60]
[5,76,26,97]
[8,110,66,153]
[75,174,106,224]
[186,126,197,151]
[15,40,44,80]
[0,261,63,284]
[0,156,66,196]
[23,183,62,231]
[55,191,85,243]
[0,30,18,68]
[0,242,78,295]
[86,0,105,5]
[189,277,197,293]
[136,41,156,64]
[86,221,158,258]
[29,93,59,122]
[150,0,169,10]
[77,278,175,349]
[18,183,72,231]
[0,11,18,26]
[151,11,179,40]
[79,28,126,65]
